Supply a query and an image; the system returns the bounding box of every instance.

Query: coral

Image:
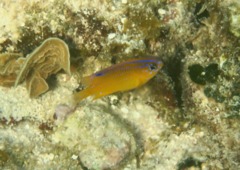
[0,53,24,86]
[0,0,240,170]
[0,38,71,97]
[15,37,71,97]
[0,37,71,98]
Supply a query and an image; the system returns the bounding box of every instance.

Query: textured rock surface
[0,0,239,169]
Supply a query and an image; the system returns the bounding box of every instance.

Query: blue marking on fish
[93,58,162,77]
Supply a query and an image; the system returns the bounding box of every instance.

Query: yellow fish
[73,57,163,103]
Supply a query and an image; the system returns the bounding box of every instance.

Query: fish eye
[148,63,158,71]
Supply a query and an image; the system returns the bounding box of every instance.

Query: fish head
[140,58,163,75]
[134,57,163,84]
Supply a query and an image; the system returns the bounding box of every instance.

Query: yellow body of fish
[73,57,163,103]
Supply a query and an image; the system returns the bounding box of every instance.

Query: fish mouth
[157,60,164,69]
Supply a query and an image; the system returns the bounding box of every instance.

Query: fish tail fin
[73,89,91,104]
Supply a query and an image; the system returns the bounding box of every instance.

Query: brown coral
[0,53,24,87]
[15,38,71,97]
[0,38,71,98]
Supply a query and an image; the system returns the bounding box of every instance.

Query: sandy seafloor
[0,0,240,169]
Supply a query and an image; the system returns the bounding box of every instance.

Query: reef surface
[0,0,239,169]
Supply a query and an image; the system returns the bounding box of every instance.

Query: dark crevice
[177,157,203,170]
[193,1,210,28]
[163,47,185,108]
[45,74,58,91]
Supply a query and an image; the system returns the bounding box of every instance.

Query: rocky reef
[0,0,239,169]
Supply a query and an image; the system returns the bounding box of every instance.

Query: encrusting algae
[0,38,71,98]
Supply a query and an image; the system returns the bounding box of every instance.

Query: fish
[73,57,163,103]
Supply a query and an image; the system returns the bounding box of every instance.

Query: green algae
[188,63,220,85]
[204,86,226,103]
[177,156,203,170]
[188,64,206,85]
